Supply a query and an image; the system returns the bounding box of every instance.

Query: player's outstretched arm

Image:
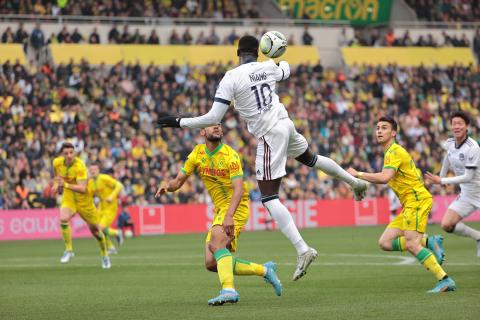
[439,155,450,177]
[275,60,290,81]
[347,167,395,184]
[106,181,123,203]
[155,172,189,198]
[425,169,475,185]
[158,102,229,129]
[62,179,87,194]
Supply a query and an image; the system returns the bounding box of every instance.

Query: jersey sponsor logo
[230,162,240,171]
[200,167,228,177]
[249,72,267,82]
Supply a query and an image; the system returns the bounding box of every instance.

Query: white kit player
[387,188,401,221]
[425,111,480,256]
[158,35,368,280]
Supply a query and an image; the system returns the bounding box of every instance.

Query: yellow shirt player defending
[156,124,282,306]
[88,162,124,255]
[347,116,456,293]
[52,142,110,269]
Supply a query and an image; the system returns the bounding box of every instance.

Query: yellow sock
[391,236,406,251]
[416,248,447,280]
[421,236,427,247]
[233,258,265,276]
[94,231,108,257]
[103,227,117,249]
[214,248,235,290]
[106,237,115,250]
[108,228,119,237]
[392,236,429,251]
[60,223,73,251]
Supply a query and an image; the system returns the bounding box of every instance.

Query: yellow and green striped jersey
[383,142,431,206]
[182,143,249,209]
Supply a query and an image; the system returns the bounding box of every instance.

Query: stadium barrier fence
[342,47,475,67]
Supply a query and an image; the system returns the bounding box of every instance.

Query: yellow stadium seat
[0,44,26,65]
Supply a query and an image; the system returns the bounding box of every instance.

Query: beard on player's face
[206,133,222,142]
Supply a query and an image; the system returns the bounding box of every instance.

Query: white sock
[453,222,480,240]
[313,155,358,186]
[263,198,309,255]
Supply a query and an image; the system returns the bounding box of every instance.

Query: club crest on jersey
[459,153,465,161]
[249,72,267,82]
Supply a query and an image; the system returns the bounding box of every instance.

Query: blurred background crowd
[1,57,479,209]
[0,0,261,19]
[1,0,479,209]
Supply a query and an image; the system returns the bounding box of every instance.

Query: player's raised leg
[206,225,239,306]
[442,208,480,257]
[378,216,445,265]
[295,147,367,201]
[403,230,456,293]
[59,207,75,263]
[87,223,110,269]
[100,212,123,255]
[258,179,317,281]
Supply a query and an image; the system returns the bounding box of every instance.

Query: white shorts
[255,118,308,181]
[448,193,480,218]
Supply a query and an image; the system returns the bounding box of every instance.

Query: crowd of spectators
[406,0,480,22]
[1,24,306,46]
[1,55,479,209]
[343,28,476,48]
[0,0,260,19]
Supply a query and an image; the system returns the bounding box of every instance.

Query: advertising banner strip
[1,196,478,241]
[276,0,392,25]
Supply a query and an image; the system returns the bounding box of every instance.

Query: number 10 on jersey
[251,84,273,112]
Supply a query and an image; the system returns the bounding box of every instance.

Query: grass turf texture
[1,224,479,320]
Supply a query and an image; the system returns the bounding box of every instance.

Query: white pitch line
[1,262,479,268]
[1,253,478,268]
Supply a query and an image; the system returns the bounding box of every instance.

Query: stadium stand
[0,0,260,19]
[405,0,480,22]
[1,56,478,209]
[0,1,479,209]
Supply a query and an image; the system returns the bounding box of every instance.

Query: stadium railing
[0,14,479,29]
[49,44,320,65]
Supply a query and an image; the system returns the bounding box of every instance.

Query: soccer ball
[260,31,287,59]
[124,230,133,238]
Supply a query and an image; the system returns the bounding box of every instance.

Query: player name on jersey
[249,72,267,82]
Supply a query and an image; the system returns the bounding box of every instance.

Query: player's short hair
[237,35,259,57]
[89,160,102,168]
[60,142,75,152]
[450,110,470,125]
[377,116,398,131]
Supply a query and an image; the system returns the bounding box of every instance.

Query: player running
[52,142,111,269]
[88,162,124,255]
[425,111,480,256]
[348,116,455,293]
[156,124,282,306]
[157,35,367,281]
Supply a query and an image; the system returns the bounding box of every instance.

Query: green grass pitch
[1,224,479,320]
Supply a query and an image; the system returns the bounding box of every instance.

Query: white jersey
[442,137,480,194]
[214,59,289,138]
